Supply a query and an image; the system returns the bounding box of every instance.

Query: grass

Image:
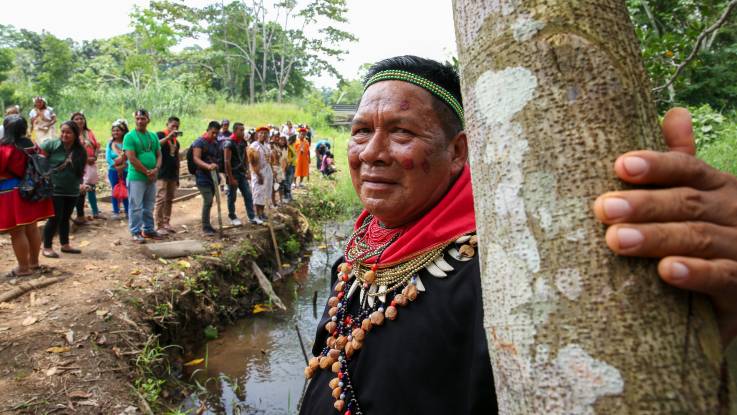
[82,100,362,222]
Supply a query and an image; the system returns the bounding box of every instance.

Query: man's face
[234,125,245,139]
[222,122,229,131]
[349,81,466,227]
[206,128,218,140]
[135,115,149,130]
[168,121,180,131]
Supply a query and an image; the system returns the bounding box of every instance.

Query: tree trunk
[452,1,728,413]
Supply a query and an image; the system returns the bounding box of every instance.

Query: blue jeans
[108,169,129,215]
[227,173,256,221]
[128,179,156,235]
[284,165,295,200]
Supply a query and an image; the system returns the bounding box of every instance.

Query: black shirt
[222,138,248,177]
[156,131,180,181]
[300,250,497,414]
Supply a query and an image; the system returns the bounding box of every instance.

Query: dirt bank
[0,192,312,414]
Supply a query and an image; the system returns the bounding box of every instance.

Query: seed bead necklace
[304,215,449,414]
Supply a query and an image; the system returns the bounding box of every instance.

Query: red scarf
[230,133,242,142]
[162,129,178,147]
[350,165,476,267]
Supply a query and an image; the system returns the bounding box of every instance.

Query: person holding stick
[192,121,221,236]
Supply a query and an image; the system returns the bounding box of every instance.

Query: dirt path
[0,187,303,414]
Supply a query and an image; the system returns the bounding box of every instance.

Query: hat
[255,126,270,132]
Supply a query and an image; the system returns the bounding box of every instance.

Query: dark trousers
[44,195,77,248]
[197,184,215,229]
[283,165,295,200]
[227,173,256,220]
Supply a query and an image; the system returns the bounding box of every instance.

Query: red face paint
[400,100,410,111]
[400,159,415,170]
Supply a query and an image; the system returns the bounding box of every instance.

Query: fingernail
[616,228,644,249]
[623,157,648,176]
[670,262,689,280]
[603,198,632,220]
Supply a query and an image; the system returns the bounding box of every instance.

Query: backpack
[16,145,54,202]
[185,145,196,175]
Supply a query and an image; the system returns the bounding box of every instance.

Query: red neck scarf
[349,165,476,267]
[162,129,178,147]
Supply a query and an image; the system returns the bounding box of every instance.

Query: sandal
[42,250,60,259]
[60,247,82,254]
[31,265,51,273]
[3,268,34,279]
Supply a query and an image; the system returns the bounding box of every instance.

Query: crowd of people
[0,99,336,276]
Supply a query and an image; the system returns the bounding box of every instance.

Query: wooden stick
[0,276,65,303]
[295,324,309,365]
[265,202,283,270]
[250,261,286,311]
[210,170,224,238]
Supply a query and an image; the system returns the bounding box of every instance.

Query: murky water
[182,222,352,414]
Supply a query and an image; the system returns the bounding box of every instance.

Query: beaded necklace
[304,214,452,415]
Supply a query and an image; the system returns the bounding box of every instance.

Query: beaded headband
[364,69,465,128]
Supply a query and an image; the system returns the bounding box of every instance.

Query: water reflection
[183,221,353,414]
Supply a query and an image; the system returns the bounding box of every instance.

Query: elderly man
[299,56,737,414]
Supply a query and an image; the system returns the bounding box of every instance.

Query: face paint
[400,158,415,170]
[400,100,410,110]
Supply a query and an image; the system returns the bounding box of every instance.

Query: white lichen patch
[512,14,544,42]
[474,66,542,408]
[474,67,538,126]
[554,268,583,301]
[549,344,624,414]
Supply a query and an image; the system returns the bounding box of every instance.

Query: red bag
[112,182,128,201]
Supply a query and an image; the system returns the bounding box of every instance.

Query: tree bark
[452,1,729,413]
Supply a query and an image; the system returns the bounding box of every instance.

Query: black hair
[167,116,180,124]
[1,115,28,145]
[70,112,89,131]
[60,120,88,179]
[221,119,230,125]
[135,109,150,118]
[207,121,221,131]
[364,55,463,138]
[233,122,244,130]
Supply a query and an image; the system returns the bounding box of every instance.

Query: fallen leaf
[252,304,272,314]
[112,346,122,359]
[96,309,109,317]
[210,242,223,250]
[183,358,205,367]
[158,258,169,265]
[129,270,141,276]
[22,316,38,326]
[79,240,90,248]
[46,367,58,376]
[46,346,71,353]
[65,330,74,345]
[0,327,9,331]
[67,390,92,400]
[176,260,191,269]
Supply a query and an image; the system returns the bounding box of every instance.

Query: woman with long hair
[0,115,55,277]
[71,112,103,223]
[40,121,87,258]
[29,96,57,141]
[106,119,129,219]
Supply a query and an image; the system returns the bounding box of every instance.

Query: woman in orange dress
[294,127,310,187]
[0,115,55,277]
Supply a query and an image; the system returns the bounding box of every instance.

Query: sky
[0,0,458,89]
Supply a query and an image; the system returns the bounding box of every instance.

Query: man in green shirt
[123,109,162,243]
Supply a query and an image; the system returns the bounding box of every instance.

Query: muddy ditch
[117,205,313,412]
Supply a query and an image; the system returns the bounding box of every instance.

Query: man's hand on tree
[594,107,737,346]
